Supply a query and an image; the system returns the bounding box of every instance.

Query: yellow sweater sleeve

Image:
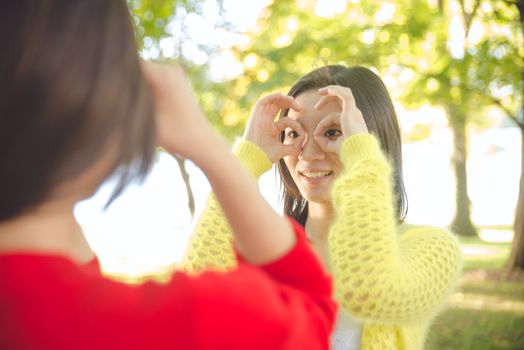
[181,139,272,274]
[329,134,463,324]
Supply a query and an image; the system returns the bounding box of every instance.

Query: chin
[302,191,332,205]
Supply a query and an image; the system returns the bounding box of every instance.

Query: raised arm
[182,139,272,274]
[143,63,296,265]
[329,134,462,322]
[314,85,462,323]
[182,92,305,273]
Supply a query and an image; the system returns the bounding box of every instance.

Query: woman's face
[283,90,343,205]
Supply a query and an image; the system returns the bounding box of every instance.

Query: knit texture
[182,139,271,274]
[183,135,463,349]
[0,220,336,350]
[330,134,462,349]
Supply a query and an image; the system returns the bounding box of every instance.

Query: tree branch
[458,0,481,37]
[490,96,523,127]
[173,155,196,218]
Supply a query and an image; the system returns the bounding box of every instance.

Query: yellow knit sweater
[183,134,463,350]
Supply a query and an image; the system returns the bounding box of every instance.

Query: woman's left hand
[313,85,368,155]
[142,61,218,163]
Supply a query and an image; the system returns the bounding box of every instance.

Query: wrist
[233,139,273,178]
[340,133,381,167]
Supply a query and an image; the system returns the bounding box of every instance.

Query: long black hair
[0,0,155,220]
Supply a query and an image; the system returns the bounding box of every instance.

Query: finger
[317,85,356,109]
[279,143,303,157]
[313,112,342,153]
[314,95,341,110]
[313,135,340,155]
[318,85,352,96]
[279,132,305,157]
[313,112,341,137]
[274,117,305,136]
[260,93,302,111]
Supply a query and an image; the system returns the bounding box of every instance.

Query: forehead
[287,90,341,124]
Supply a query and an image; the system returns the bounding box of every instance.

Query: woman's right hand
[243,93,305,163]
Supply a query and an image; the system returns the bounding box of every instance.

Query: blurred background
[74,0,523,348]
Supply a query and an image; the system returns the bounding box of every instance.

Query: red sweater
[0,219,335,349]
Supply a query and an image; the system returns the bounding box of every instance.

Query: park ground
[427,227,524,349]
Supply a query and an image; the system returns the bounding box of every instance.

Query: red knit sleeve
[0,220,336,350]
[188,218,336,349]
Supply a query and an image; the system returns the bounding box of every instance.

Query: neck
[0,200,94,264]
[305,201,335,244]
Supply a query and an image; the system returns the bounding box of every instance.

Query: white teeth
[302,171,332,178]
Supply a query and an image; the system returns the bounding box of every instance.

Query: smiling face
[278,65,406,225]
[283,90,343,205]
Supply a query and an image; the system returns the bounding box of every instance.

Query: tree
[502,0,524,274]
[400,0,521,239]
[129,0,231,218]
[402,0,484,237]
[502,103,524,274]
[128,1,522,257]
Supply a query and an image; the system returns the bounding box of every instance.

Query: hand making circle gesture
[313,85,368,155]
[243,93,305,163]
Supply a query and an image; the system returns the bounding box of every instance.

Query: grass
[459,236,512,271]
[426,233,524,349]
[428,308,524,349]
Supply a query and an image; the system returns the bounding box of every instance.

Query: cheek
[328,154,343,174]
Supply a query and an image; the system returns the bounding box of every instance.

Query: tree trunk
[505,125,524,275]
[503,1,524,276]
[449,111,478,237]
[173,155,195,218]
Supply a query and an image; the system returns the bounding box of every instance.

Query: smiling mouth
[299,170,334,184]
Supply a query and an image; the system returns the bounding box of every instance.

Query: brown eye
[324,129,342,139]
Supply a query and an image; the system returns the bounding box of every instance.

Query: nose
[298,133,325,162]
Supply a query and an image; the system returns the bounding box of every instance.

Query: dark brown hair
[277,65,407,226]
[0,1,156,221]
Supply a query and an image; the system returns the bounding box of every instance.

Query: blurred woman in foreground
[0,2,336,349]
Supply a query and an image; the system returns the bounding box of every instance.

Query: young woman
[0,2,336,349]
[183,65,463,349]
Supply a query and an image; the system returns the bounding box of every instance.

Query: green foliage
[128,0,179,48]
[404,123,433,142]
[129,0,521,141]
[404,1,521,126]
